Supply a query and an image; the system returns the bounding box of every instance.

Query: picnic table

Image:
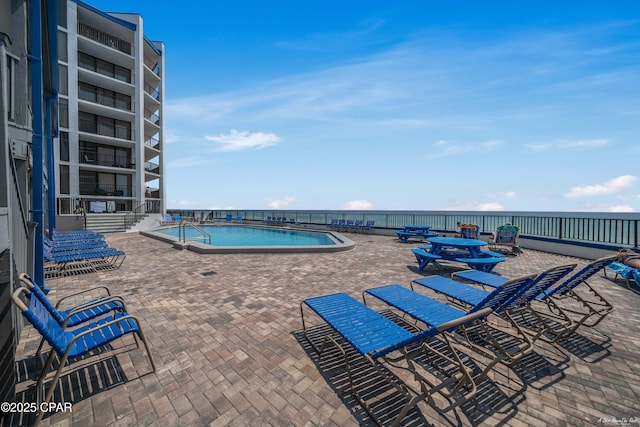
[396,225,438,243]
[412,237,505,272]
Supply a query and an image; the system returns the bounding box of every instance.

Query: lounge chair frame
[12,287,155,427]
[300,293,492,426]
[453,259,614,342]
[365,277,536,373]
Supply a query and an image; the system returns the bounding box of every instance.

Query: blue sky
[88,1,640,212]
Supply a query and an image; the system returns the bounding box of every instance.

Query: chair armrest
[60,295,128,327]
[54,286,112,309]
[66,314,142,348]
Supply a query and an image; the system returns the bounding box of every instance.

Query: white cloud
[477,202,504,211]
[559,138,611,149]
[426,139,500,159]
[426,140,473,159]
[205,129,280,152]
[267,196,297,209]
[343,200,373,210]
[607,205,635,212]
[483,140,502,148]
[564,175,637,198]
[526,139,611,152]
[525,143,552,152]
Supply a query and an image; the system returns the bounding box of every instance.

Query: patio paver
[4,230,640,426]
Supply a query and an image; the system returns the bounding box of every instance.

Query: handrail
[124,202,147,229]
[178,220,211,245]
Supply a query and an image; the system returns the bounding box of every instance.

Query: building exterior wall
[1,0,38,403]
[0,0,162,403]
[56,1,165,216]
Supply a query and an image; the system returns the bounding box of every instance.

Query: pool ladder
[178,220,211,245]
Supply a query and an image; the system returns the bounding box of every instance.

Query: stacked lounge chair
[44,230,126,277]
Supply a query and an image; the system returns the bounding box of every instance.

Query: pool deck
[7,231,640,426]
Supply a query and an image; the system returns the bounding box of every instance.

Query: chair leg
[135,330,156,372]
[34,351,68,427]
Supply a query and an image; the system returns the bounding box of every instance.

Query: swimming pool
[141,224,355,254]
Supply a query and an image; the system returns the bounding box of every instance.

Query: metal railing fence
[170,209,639,248]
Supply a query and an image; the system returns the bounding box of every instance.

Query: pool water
[155,225,336,247]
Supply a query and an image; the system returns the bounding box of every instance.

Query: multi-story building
[1,0,164,403]
[57,0,165,217]
[1,0,57,404]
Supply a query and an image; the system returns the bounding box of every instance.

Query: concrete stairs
[84,212,165,233]
[84,213,129,233]
[127,213,164,232]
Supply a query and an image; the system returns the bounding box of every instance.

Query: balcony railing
[145,161,160,174]
[79,150,135,169]
[144,136,160,150]
[144,56,160,76]
[79,118,134,141]
[144,83,160,101]
[79,182,133,198]
[78,22,132,55]
[144,109,160,125]
[79,84,132,112]
[78,52,133,84]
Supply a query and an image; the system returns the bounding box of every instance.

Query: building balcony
[79,117,134,142]
[144,136,161,151]
[79,182,134,198]
[79,83,133,113]
[78,21,132,55]
[79,150,135,169]
[144,161,160,175]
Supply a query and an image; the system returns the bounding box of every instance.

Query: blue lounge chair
[414,265,575,314]
[19,273,127,359]
[360,220,375,234]
[19,273,126,328]
[350,219,363,232]
[364,276,536,368]
[11,286,155,426]
[326,219,339,229]
[160,214,176,225]
[450,262,613,342]
[173,213,182,222]
[301,292,493,426]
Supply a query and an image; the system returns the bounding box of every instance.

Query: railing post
[557,217,563,240]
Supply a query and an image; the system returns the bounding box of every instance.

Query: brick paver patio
[4,230,640,426]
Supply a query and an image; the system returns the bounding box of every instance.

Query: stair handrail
[178,220,211,245]
[124,202,147,229]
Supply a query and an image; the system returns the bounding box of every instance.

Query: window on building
[6,54,16,121]
[58,98,68,128]
[59,165,69,194]
[59,64,68,96]
[58,30,67,63]
[57,0,67,28]
[59,131,69,162]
